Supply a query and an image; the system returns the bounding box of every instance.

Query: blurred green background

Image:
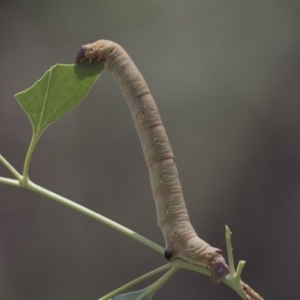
[1,1,300,299]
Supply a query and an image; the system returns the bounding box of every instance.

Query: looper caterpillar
[75,40,229,283]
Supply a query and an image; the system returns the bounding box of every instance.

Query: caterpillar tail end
[75,45,88,63]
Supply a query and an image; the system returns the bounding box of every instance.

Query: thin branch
[23,180,164,255]
[142,266,179,296]
[0,177,20,187]
[241,281,264,300]
[0,172,262,299]
[236,261,246,279]
[22,179,263,299]
[0,155,21,179]
[223,226,264,300]
[99,263,173,300]
[22,134,39,183]
[225,225,235,274]
[178,259,211,277]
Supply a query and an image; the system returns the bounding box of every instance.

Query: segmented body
[75,40,229,282]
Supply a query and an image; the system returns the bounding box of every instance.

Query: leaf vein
[42,64,95,127]
[37,69,53,135]
[24,90,37,125]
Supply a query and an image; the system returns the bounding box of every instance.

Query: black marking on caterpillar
[164,249,174,260]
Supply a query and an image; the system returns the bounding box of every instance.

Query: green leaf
[111,288,154,300]
[15,62,103,138]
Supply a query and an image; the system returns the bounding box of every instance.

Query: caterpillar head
[75,45,88,63]
[210,255,229,283]
[75,43,101,63]
[75,40,115,64]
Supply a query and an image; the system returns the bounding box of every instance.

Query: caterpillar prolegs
[75,40,229,283]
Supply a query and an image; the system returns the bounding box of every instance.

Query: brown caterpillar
[75,40,229,283]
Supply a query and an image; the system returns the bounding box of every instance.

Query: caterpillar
[75,40,229,283]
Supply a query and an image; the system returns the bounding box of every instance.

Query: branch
[0,155,21,179]
[0,159,263,299]
[23,179,164,255]
[241,281,264,300]
[99,263,173,300]
[224,226,264,300]
[0,177,20,187]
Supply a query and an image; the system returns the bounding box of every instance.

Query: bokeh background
[1,1,300,299]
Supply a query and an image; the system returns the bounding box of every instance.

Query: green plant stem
[225,225,235,275]
[142,266,179,297]
[0,177,20,187]
[0,155,164,254]
[0,155,21,179]
[22,134,39,183]
[0,157,259,299]
[180,257,245,299]
[235,260,246,279]
[99,263,173,300]
[223,225,246,299]
[24,179,164,255]
[0,162,163,254]
[224,276,245,299]
[177,259,210,277]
